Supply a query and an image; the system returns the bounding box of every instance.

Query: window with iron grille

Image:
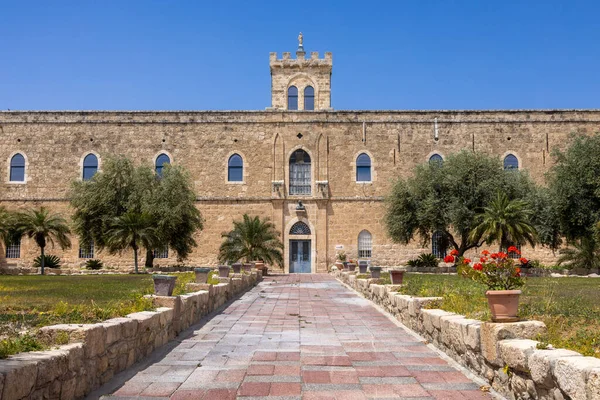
[290,221,311,235]
[79,241,94,259]
[501,243,522,259]
[5,237,21,258]
[289,149,311,195]
[358,230,372,258]
[153,247,169,259]
[432,231,448,258]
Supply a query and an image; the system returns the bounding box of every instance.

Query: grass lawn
[399,274,600,357]
[0,272,201,358]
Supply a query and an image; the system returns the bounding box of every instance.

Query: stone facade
[1,43,600,272]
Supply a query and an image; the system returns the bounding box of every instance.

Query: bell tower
[268,33,332,111]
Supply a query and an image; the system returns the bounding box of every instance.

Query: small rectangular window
[6,238,21,258]
[79,241,94,259]
[153,247,169,259]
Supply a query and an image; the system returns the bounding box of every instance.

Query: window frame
[8,153,26,183]
[304,86,315,111]
[227,154,244,183]
[287,86,299,111]
[358,230,372,259]
[79,241,95,259]
[356,153,372,182]
[82,153,99,181]
[155,153,171,177]
[432,231,447,259]
[503,154,519,170]
[428,153,444,167]
[5,237,21,259]
[289,149,312,196]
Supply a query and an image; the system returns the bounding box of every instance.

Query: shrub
[406,253,439,268]
[85,259,103,270]
[0,334,45,359]
[33,255,61,269]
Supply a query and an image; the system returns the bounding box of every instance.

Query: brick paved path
[110,274,494,400]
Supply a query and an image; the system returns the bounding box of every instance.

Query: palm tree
[0,207,13,245]
[557,237,600,270]
[13,207,71,275]
[105,212,159,273]
[469,192,537,251]
[219,214,283,266]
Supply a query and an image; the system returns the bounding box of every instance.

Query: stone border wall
[334,271,600,400]
[0,271,262,400]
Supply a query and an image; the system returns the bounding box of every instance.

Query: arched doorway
[289,221,311,273]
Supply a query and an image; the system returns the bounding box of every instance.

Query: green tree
[105,212,159,273]
[0,207,13,246]
[469,192,537,250]
[556,237,600,270]
[218,214,283,266]
[385,151,535,256]
[70,156,203,268]
[13,207,71,275]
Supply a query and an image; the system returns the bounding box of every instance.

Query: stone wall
[0,271,262,400]
[335,271,600,400]
[2,110,600,270]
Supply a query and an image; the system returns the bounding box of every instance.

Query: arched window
[432,231,447,258]
[504,154,519,170]
[9,154,25,182]
[227,154,243,182]
[82,154,98,181]
[429,154,443,166]
[358,230,372,258]
[288,86,298,110]
[356,153,372,182]
[290,221,311,235]
[289,149,311,195]
[155,154,170,177]
[304,86,315,111]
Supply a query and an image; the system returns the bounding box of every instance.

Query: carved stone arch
[6,151,28,184]
[79,151,102,181]
[502,151,521,170]
[286,146,314,196]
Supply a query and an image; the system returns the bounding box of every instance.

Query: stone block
[102,319,127,346]
[481,320,547,365]
[60,377,77,400]
[588,368,600,400]
[498,339,538,372]
[421,309,455,332]
[554,356,600,400]
[0,360,37,399]
[186,282,211,292]
[529,348,581,387]
[409,297,442,317]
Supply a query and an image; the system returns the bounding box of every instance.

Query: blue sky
[1,1,599,111]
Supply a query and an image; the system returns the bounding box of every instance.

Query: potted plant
[358,260,368,273]
[218,265,231,278]
[335,251,346,271]
[194,267,212,283]
[347,261,356,272]
[152,274,177,296]
[390,268,405,284]
[232,263,242,273]
[369,266,382,279]
[456,247,525,322]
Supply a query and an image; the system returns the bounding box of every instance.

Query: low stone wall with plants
[335,271,600,400]
[0,271,262,400]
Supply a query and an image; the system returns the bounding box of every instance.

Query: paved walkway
[110,274,493,400]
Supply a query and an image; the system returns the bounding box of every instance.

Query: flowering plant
[457,246,525,290]
[336,251,347,262]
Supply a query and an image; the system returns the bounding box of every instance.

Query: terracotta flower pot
[390,270,404,285]
[232,263,242,274]
[486,290,522,322]
[193,267,212,283]
[370,266,382,279]
[152,275,177,296]
[218,265,231,278]
[347,263,356,272]
[334,261,344,271]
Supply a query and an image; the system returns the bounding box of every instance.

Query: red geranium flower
[480,257,487,263]
[481,250,490,256]
[508,246,518,253]
[450,249,459,256]
[497,252,508,259]
[463,258,472,264]
[515,267,521,274]
[490,253,498,259]
[519,257,528,264]
[473,263,483,271]
[443,255,455,263]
